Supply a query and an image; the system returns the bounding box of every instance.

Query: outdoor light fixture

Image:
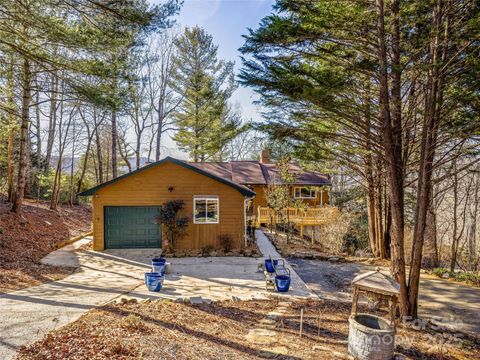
[168,186,174,192]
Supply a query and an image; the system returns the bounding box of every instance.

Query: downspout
[244,195,255,248]
[244,196,248,248]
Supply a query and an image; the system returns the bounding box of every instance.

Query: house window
[194,196,219,224]
[294,187,317,199]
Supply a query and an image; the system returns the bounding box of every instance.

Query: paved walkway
[255,230,314,298]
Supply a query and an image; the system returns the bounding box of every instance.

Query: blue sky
[150,0,275,157]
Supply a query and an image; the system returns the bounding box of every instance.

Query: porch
[255,206,340,236]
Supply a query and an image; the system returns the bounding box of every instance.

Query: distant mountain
[49,156,81,173]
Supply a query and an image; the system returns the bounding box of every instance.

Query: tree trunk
[45,70,58,171]
[155,96,165,161]
[408,0,448,316]
[34,75,42,160]
[367,183,378,256]
[450,162,459,272]
[118,137,132,173]
[364,80,379,257]
[93,108,103,184]
[375,0,408,316]
[6,52,16,203]
[422,196,439,269]
[468,172,479,271]
[111,109,118,178]
[12,57,32,214]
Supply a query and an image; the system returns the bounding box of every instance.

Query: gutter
[243,195,255,248]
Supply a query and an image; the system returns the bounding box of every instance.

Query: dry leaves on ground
[16,299,480,360]
[0,199,91,293]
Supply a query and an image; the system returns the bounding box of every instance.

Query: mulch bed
[16,299,480,360]
[0,199,91,293]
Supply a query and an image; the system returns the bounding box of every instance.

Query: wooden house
[79,153,331,251]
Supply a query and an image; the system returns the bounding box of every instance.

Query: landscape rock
[258,346,288,357]
[328,256,341,262]
[245,328,277,344]
[355,250,366,257]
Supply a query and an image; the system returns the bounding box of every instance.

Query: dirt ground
[289,258,480,334]
[16,299,479,360]
[0,199,92,293]
[264,230,327,258]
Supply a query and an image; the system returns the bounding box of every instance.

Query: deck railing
[256,206,340,227]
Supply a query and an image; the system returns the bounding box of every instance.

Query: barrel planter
[265,259,278,273]
[275,275,291,292]
[151,257,166,275]
[144,272,164,292]
[348,314,395,360]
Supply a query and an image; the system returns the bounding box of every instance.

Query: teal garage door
[104,206,161,249]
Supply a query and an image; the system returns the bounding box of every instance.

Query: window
[194,196,219,224]
[294,187,317,199]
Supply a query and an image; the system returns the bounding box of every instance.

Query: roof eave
[77,156,256,198]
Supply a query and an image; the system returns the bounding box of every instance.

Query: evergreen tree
[240,0,480,316]
[171,26,241,162]
[0,0,181,212]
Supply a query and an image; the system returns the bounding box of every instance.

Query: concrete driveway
[0,237,156,360]
[0,231,314,359]
[289,258,480,334]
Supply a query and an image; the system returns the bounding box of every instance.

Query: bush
[219,234,233,252]
[201,244,215,256]
[432,267,449,277]
[455,271,480,286]
[432,268,480,287]
[155,200,189,251]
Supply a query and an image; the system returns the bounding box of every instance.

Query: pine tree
[171,26,241,162]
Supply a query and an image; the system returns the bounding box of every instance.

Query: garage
[104,206,161,249]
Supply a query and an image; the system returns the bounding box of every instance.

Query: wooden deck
[256,206,340,228]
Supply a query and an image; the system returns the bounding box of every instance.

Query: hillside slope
[0,200,91,293]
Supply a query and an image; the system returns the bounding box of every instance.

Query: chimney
[260,149,270,164]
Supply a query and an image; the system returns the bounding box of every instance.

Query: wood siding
[250,185,330,212]
[92,161,245,251]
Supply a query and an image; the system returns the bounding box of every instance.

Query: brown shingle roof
[188,161,330,186]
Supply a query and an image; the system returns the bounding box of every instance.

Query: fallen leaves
[0,200,91,293]
[15,299,480,360]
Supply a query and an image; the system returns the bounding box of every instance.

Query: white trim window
[293,187,317,199]
[194,196,219,224]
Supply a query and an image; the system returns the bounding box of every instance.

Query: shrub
[432,267,449,277]
[201,244,215,256]
[455,271,480,286]
[219,234,233,252]
[432,268,480,287]
[155,200,189,251]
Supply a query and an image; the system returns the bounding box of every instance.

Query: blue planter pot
[265,259,278,273]
[151,257,166,275]
[275,275,291,292]
[145,272,164,292]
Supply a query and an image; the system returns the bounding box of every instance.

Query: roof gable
[78,157,256,197]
